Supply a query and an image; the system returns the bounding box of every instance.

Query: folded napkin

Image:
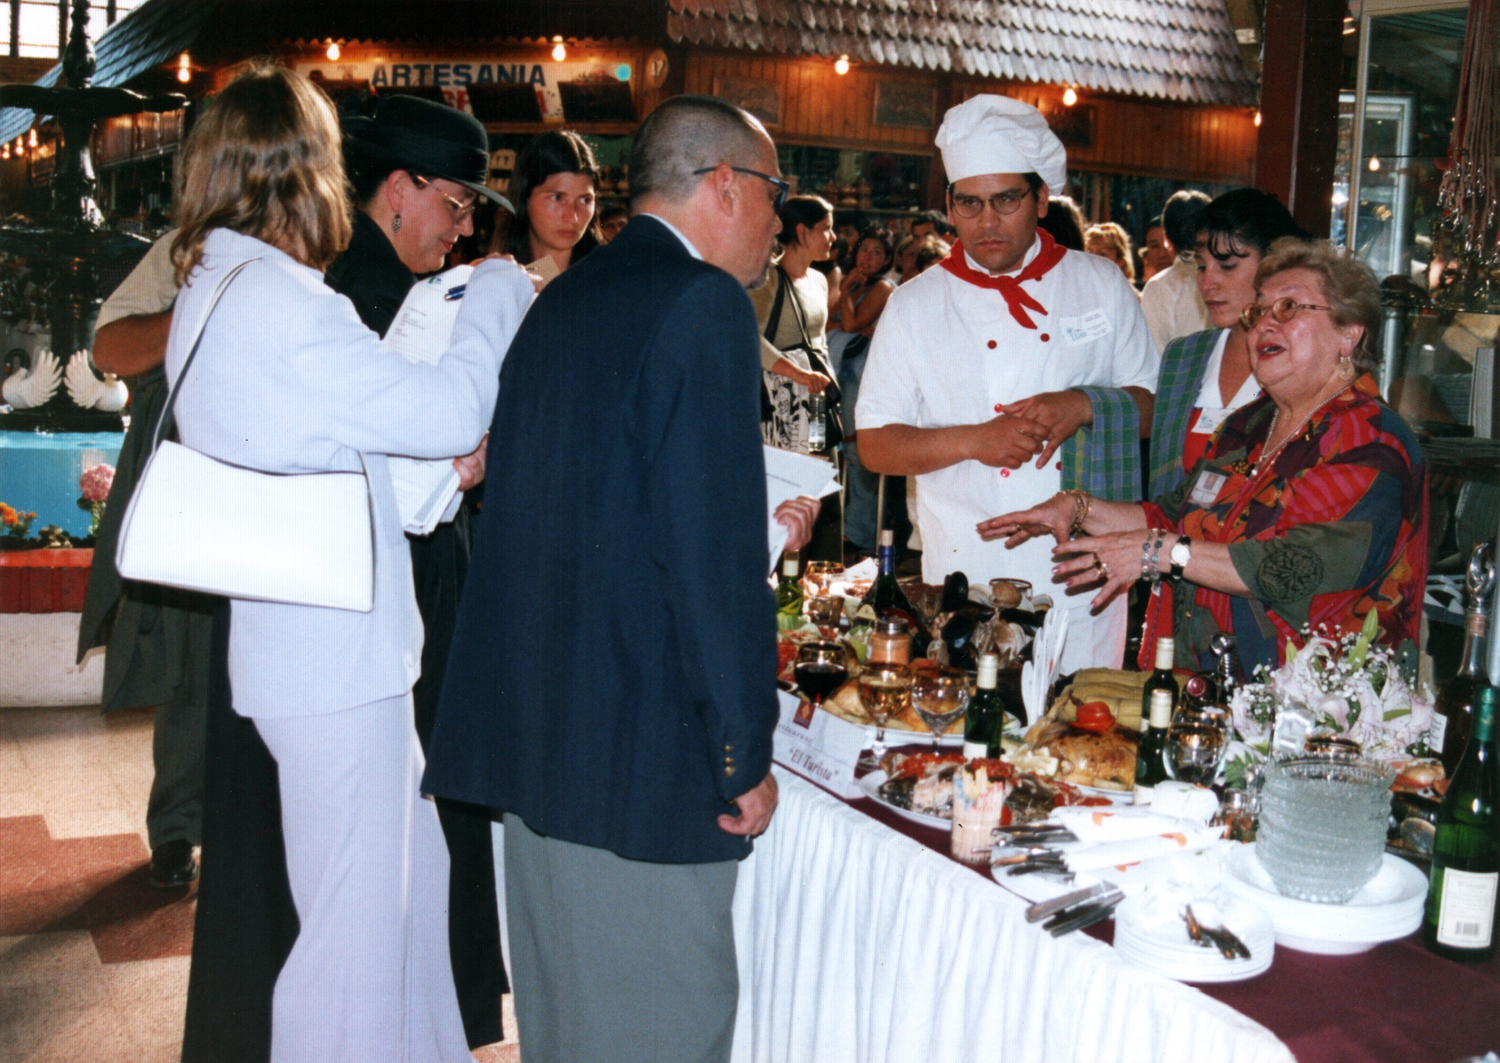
[1057,826,1227,873]
[1150,781,1220,824]
[1052,806,1208,842]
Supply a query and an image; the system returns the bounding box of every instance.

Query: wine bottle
[1134,687,1174,805]
[1431,575,1490,776]
[1140,636,1179,724]
[1423,684,1499,962]
[776,551,803,617]
[964,653,1005,760]
[856,530,926,653]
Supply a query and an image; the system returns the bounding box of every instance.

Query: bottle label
[1436,868,1498,948]
[1428,713,1448,753]
[963,740,988,760]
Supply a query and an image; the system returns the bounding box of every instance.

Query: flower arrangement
[77,463,114,537]
[2,501,37,541]
[1225,611,1433,784]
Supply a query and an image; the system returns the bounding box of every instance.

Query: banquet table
[729,766,1500,1063]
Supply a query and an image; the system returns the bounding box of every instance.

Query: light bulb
[177,66,191,83]
[1253,110,1262,127]
[1368,156,1380,172]
[834,54,850,75]
[2,144,9,160]
[552,36,566,62]
[28,130,37,147]
[326,42,341,61]
[1062,86,1077,106]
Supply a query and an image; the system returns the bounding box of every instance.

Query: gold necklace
[1254,377,1351,478]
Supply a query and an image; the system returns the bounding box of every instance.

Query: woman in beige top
[750,194,838,453]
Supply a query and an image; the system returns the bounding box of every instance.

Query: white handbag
[116,259,375,612]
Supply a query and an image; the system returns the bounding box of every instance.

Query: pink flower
[79,463,114,503]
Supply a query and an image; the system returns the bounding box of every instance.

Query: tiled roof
[665,0,1258,107]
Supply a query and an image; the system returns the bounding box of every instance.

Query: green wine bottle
[776,551,803,617]
[1140,636,1179,723]
[1133,686,1173,805]
[1423,684,1499,962]
[964,653,1005,760]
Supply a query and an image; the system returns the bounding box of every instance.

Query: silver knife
[1025,883,1109,923]
[1046,891,1124,936]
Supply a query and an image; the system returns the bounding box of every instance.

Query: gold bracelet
[1067,490,1091,538]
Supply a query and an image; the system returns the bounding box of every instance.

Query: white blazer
[165,228,533,719]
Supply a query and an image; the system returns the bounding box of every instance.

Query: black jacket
[423,215,778,864]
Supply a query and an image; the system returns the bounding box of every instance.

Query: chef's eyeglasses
[1239,297,1333,330]
[949,187,1035,219]
[692,165,790,211]
[412,175,478,224]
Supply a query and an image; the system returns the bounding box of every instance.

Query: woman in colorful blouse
[978,238,1428,676]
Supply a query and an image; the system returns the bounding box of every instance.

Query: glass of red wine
[794,640,848,719]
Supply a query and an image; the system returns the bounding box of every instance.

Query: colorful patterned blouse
[1142,373,1428,676]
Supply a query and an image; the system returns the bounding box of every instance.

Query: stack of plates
[1222,842,1427,955]
[1115,892,1275,983]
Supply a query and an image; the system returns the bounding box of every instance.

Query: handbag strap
[763,264,790,344]
[150,258,261,453]
[777,265,815,353]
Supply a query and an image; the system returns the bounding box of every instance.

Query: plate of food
[857,769,954,829]
[858,752,1111,829]
[818,677,967,745]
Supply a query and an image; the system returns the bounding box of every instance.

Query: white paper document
[764,445,841,572]
[384,264,475,533]
[385,263,475,366]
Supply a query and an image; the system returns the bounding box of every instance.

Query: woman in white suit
[162,67,532,1063]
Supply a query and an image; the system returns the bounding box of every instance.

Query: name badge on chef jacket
[1060,309,1113,344]
[1188,468,1229,507]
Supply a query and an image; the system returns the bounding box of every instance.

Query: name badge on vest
[1061,309,1112,344]
[1188,468,1228,507]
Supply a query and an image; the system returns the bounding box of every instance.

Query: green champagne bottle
[964,653,1005,760]
[776,551,803,617]
[1423,684,1499,962]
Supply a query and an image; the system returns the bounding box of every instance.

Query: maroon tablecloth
[843,756,1500,1063]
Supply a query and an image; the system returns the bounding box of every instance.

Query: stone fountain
[0,0,184,434]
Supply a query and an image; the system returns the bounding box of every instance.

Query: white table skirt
[730,770,1295,1063]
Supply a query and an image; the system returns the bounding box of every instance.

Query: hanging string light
[552,36,567,62]
[1433,0,1498,309]
[326,41,341,61]
[834,54,850,75]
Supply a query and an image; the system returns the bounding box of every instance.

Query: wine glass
[793,641,848,719]
[911,666,970,753]
[804,560,845,598]
[1164,719,1229,785]
[806,595,846,639]
[857,660,913,762]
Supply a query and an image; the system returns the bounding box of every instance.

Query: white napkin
[1057,826,1226,873]
[1150,781,1220,824]
[1052,806,1210,842]
[1021,605,1068,721]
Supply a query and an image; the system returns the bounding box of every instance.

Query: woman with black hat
[326,90,515,1055]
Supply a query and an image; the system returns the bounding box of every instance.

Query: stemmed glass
[911,666,970,753]
[806,595,846,639]
[857,660,913,763]
[793,641,848,716]
[1165,711,1230,785]
[804,560,845,598]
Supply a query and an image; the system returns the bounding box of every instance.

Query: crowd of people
[83,64,1428,1063]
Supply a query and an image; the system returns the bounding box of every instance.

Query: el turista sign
[296,58,634,120]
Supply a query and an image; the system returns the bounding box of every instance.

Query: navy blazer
[423,216,779,865]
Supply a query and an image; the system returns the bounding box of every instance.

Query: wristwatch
[1169,536,1193,581]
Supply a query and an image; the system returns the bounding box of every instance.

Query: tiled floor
[0,704,519,1063]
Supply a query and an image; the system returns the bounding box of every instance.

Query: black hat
[343,94,513,213]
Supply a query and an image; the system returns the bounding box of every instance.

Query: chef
[856,95,1158,671]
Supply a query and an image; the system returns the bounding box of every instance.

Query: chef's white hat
[934,95,1067,195]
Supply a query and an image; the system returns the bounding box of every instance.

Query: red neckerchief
[939,229,1067,330]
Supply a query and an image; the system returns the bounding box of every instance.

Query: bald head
[629,95,772,208]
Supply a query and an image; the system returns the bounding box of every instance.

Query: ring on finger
[1099,560,1111,581]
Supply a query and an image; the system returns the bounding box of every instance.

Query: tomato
[1074,700,1115,733]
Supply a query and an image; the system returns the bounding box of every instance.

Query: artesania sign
[295,59,633,120]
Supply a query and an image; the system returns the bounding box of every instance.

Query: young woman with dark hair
[501,129,603,273]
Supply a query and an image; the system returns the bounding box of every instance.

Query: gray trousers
[503,813,740,1063]
[146,692,206,848]
[256,696,471,1063]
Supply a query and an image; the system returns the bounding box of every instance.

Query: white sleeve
[280,256,532,460]
[1104,270,1161,392]
[854,293,923,431]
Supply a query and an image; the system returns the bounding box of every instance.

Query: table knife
[1025,883,1109,923]
[1046,892,1124,936]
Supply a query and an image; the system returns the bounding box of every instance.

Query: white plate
[1076,784,1134,804]
[1223,843,1426,953]
[856,770,951,829]
[1114,894,1275,982]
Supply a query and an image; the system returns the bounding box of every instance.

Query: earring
[392,213,402,233]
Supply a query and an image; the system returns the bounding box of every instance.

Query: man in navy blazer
[424,96,815,1063]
